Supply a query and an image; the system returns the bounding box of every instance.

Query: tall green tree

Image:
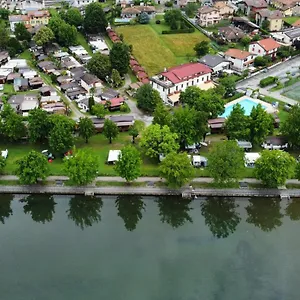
[48,115,75,154]
[103,119,119,144]
[246,198,283,232]
[0,21,9,50]
[159,152,195,188]
[184,2,198,17]
[63,7,83,27]
[164,9,182,29]
[138,12,150,24]
[92,103,107,118]
[64,149,99,185]
[194,41,210,57]
[254,150,295,187]
[219,76,236,97]
[139,124,179,159]
[225,104,250,140]
[249,104,274,145]
[34,26,55,47]
[111,69,122,87]
[200,198,241,238]
[16,151,49,184]
[208,141,245,185]
[128,120,145,143]
[84,2,108,33]
[281,104,300,148]
[115,195,145,231]
[21,195,56,223]
[28,108,50,143]
[110,43,130,75]
[156,196,193,228]
[87,53,111,80]
[0,194,13,224]
[0,8,9,20]
[0,155,6,175]
[7,37,23,57]
[115,145,141,182]
[153,101,172,127]
[67,195,103,229]
[15,23,31,42]
[136,84,161,112]
[179,87,225,118]
[172,106,207,148]
[0,104,26,141]
[78,117,95,143]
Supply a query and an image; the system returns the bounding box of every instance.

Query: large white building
[150,62,213,106]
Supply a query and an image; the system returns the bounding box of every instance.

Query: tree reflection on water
[200,197,241,238]
[246,198,283,232]
[115,195,145,231]
[285,198,300,221]
[156,196,193,229]
[0,194,13,224]
[21,195,57,224]
[67,195,103,229]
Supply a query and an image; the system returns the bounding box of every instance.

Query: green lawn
[115,18,209,76]
[261,95,289,123]
[3,84,14,94]
[284,16,300,25]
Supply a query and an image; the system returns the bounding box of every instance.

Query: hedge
[162,28,195,34]
[259,76,278,87]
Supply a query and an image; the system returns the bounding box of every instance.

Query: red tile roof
[137,72,148,79]
[161,62,212,84]
[225,48,251,59]
[255,38,280,51]
[130,59,139,66]
[132,65,145,73]
[141,78,150,84]
[102,97,124,107]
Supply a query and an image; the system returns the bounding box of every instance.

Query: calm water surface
[1,194,300,300]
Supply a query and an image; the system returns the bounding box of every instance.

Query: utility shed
[107,150,121,164]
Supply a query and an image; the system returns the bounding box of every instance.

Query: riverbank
[0,182,298,198]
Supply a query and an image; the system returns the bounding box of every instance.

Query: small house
[14,78,29,92]
[102,97,125,111]
[218,26,245,42]
[80,73,102,92]
[6,73,21,84]
[255,9,283,31]
[249,38,280,59]
[29,77,43,89]
[196,7,222,27]
[224,49,255,72]
[208,117,226,133]
[198,54,231,74]
[39,86,57,96]
[239,0,267,16]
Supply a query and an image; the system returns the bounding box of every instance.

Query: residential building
[261,136,288,150]
[70,0,98,7]
[80,73,102,92]
[8,94,39,116]
[8,10,50,31]
[272,27,300,44]
[198,54,231,74]
[150,62,212,105]
[271,0,298,10]
[218,26,245,42]
[196,7,222,27]
[249,38,280,58]
[121,6,156,19]
[224,49,255,72]
[239,0,267,16]
[14,78,28,92]
[232,16,260,33]
[214,1,234,17]
[255,9,283,31]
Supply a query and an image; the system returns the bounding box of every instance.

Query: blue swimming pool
[220,98,267,118]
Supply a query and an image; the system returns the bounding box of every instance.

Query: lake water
[1,194,300,300]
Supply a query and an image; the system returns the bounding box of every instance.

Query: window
[207,76,209,81]
[197,79,199,83]
[258,49,261,53]
[176,85,178,91]
[181,84,183,88]
[202,77,204,81]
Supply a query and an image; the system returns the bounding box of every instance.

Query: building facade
[224,49,255,72]
[249,38,280,58]
[196,7,222,27]
[150,62,212,106]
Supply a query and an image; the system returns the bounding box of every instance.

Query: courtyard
[115,16,209,76]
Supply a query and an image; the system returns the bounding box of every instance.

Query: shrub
[156,19,161,24]
[120,102,130,113]
[165,1,173,7]
[162,28,194,34]
[259,76,278,87]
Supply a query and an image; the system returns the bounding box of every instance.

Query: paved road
[1,175,300,184]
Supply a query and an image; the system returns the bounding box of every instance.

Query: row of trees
[2,194,295,236]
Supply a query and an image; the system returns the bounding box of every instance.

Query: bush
[156,19,161,24]
[165,1,173,7]
[120,102,130,113]
[259,76,278,87]
[162,28,194,34]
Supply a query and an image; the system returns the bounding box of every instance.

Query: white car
[0,84,3,91]
[1,149,8,159]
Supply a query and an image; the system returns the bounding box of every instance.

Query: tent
[107,150,121,164]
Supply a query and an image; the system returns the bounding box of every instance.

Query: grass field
[284,16,300,25]
[115,17,209,76]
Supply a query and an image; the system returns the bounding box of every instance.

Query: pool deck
[224,96,276,115]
